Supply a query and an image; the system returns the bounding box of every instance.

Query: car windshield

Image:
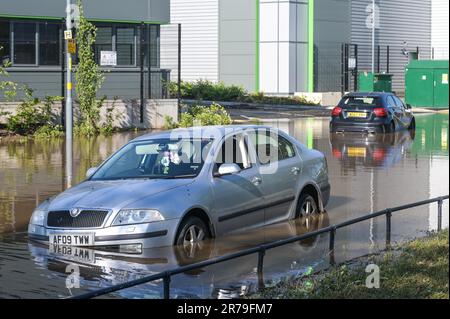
[91,138,214,180]
[341,96,382,108]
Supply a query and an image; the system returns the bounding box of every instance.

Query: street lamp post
[65,0,73,188]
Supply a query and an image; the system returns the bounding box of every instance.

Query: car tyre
[387,121,395,133]
[175,216,210,249]
[408,117,416,131]
[296,194,319,218]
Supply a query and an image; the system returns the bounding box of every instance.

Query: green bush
[164,103,232,129]
[169,80,317,106]
[6,87,62,135]
[169,80,246,101]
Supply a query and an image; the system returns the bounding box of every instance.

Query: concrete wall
[0,0,170,23]
[0,99,178,129]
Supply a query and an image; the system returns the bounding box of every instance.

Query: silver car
[28,125,330,251]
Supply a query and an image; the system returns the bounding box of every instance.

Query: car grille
[47,210,109,228]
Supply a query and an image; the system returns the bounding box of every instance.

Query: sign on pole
[100,51,117,66]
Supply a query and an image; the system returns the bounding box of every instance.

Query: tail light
[331,106,342,117]
[373,108,388,117]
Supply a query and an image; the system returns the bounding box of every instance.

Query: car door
[386,95,403,129]
[393,96,411,128]
[211,133,265,235]
[248,129,301,225]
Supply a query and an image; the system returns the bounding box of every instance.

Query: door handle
[291,167,300,175]
[251,176,262,186]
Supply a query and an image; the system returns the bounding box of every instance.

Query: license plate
[347,147,367,157]
[49,233,95,247]
[347,112,367,118]
[49,245,95,263]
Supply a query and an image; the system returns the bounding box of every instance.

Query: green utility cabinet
[405,60,449,109]
[358,72,393,92]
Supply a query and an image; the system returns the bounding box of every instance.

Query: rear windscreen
[341,97,382,108]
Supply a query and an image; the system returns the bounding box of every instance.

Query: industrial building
[170,0,447,95]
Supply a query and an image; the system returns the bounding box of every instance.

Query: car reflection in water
[28,212,329,299]
[330,130,416,169]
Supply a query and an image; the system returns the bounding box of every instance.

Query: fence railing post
[329,227,336,266]
[386,209,392,249]
[257,247,266,290]
[163,274,171,299]
[438,199,443,231]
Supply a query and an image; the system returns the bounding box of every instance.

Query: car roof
[343,92,394,98]
[132,125,275,142]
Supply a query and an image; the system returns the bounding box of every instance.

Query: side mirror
[216,163,241,177]
[86,167,98,178]
[406,104,412,109]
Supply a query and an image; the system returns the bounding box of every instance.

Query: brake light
[373,108,387,117]
[332,106,342,117]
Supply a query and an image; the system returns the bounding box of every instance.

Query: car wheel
[408,118,416,130]
[175,217,209,255]
[387,121,395,133]
[296,194,319,218]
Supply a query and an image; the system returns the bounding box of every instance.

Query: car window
[91,138,214,180]
[341,97,382,108]
[393,96,405,108]
[215,134,251,171]
[248,129,296,164]
[386,96,396,108]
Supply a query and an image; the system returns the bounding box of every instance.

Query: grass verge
[251,230,449,299]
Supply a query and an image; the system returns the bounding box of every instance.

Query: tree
[75,0,105,136]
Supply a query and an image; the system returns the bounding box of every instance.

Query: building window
[116,27,135,65]
[149,25,160,68]
[0,21,10,63]
[94,26,113,64]
[39,22,61,66]
[13,22,37,65]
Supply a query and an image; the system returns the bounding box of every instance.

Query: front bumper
[28,218,181,249]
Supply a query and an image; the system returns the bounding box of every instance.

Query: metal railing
[72,195,449,299]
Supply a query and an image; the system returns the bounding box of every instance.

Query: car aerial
[28,125,330,251]
[330,92,416,134]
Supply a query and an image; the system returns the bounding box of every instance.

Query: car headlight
[30,209,46,226]
[112,209,165,226]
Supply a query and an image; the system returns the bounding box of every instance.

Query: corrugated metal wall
[351,0,432,94]
[162,0,219,82]
[432,0,449,59]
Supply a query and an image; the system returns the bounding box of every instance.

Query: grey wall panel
[0,0,170,23]
[314,0,351,92]
[219,0,256,91]
[164,0,219,82]
[432,0,449,59]
[3,71,62,100]
[351,0,432,94]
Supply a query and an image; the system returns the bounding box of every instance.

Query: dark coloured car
[330,92,416,134]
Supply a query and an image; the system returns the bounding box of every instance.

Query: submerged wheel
[175,217,209,257]
[387,121,395,133]
[409,118,416,130]
[296,194,319,218]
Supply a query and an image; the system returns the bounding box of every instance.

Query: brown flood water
[0,113,448,298]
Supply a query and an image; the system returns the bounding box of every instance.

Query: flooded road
[0,113,448,298]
